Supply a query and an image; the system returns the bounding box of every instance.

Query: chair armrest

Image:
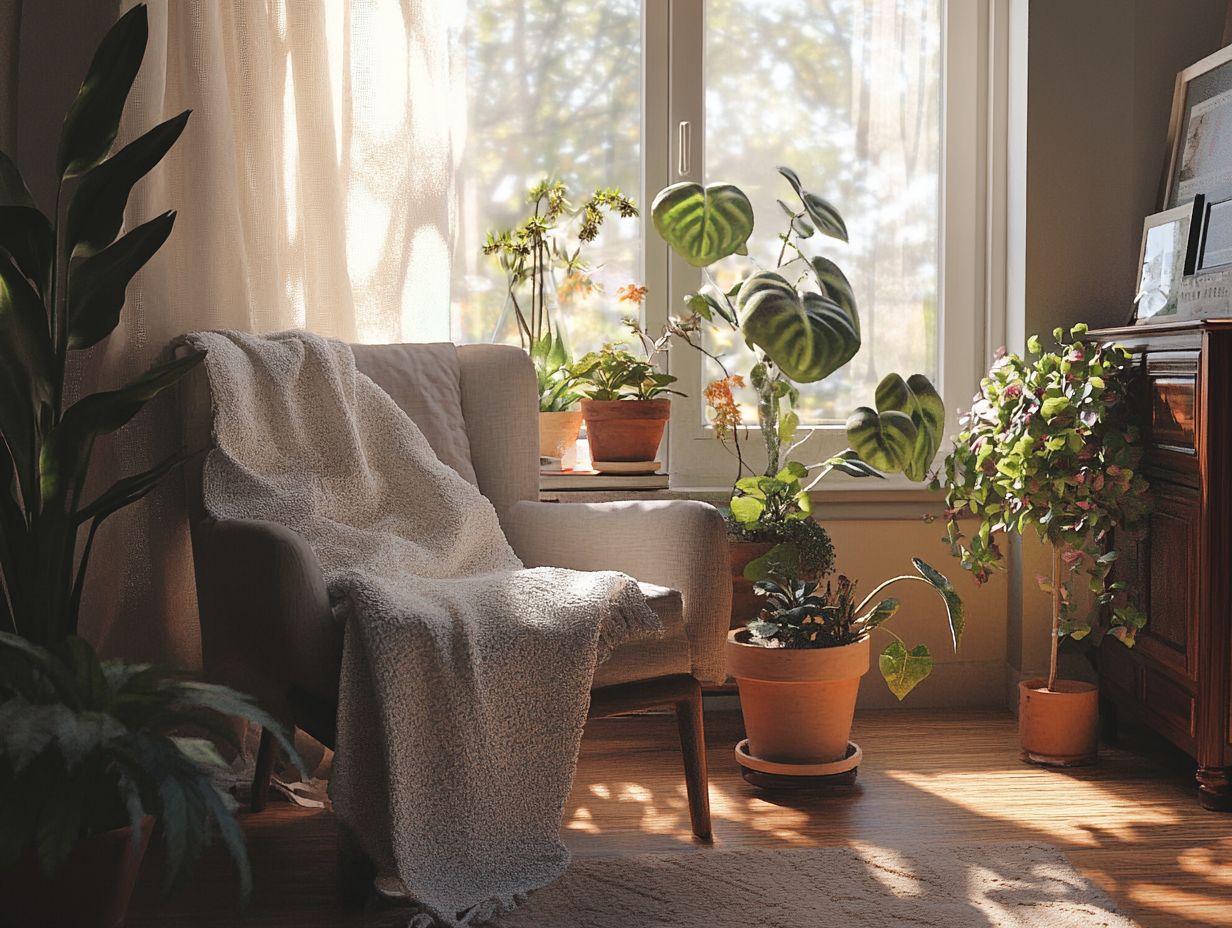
[191,517,339,718]
[504,499,731,684]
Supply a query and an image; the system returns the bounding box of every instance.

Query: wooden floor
[127,707,1232,927]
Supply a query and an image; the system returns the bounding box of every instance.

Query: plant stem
[1047,543,1062,692]
[50,182,65,420]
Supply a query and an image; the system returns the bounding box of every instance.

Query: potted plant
[726,558,963,785]
[651,167,945,625]
[939,324,1150,766]
[0,8,300,923]
[570,324,683,467]
[483,179,638,462]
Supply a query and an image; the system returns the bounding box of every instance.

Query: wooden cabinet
[1092,320,1232,811]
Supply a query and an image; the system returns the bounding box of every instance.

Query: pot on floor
[0,816,154,928]
[727,631,866,788]
[581,399,669,464]
[1018,679,1099,766]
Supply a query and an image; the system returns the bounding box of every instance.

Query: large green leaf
[66,211,176,350]
[65,110,190,259]
[0,151,54,294]
[810,256,859,336]
[846,405,917,472]
[651,181,754,267]
[57,5,149,178]
[736,271,860,383]
[878,641,933,700]
[778,166,848,243]
[39,351,205,510]
[0,251,55,505]
[850,373,945,481]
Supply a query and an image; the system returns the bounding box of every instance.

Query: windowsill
[539,479,946,521]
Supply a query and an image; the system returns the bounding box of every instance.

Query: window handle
[678,120,691,177]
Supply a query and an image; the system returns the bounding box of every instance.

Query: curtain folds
[77,0,463,665]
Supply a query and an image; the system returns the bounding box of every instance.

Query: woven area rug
[491,843,1136,927]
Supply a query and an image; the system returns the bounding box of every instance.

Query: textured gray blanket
[189,331,659,926]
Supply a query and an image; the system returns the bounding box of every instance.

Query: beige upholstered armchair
[178,341,731,845]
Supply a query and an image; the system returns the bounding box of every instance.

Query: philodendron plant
[651,167,946,569]
[939,324,1150,691]
[748,559,964,699]
[0,4,205,649]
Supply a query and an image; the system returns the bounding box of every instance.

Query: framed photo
[1161,46,1232,210]
[1133,197,1203,324]
[1197,197,1232,270]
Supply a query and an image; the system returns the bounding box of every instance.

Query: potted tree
[483,180,638,464]
[727,558,963,786]
[0,8,299,924]
[939,325,1150,766]
[570,326,683,469]
[650,167,945,625]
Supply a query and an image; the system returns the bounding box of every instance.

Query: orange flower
[704,375,745,438]
[617,283,648,305]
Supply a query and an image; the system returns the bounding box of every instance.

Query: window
[453,1,997,488]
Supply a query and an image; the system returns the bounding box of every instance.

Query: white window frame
[638,0,1008,492]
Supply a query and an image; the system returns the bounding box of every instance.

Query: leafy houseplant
[651,167,945,619]
[939,324,1150,765]
[571,330,683,466]
[726,558,963,775]
[0,6,300,918]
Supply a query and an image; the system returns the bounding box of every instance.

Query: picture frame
[1133,197,1203,324]
[1160,45,1232,211]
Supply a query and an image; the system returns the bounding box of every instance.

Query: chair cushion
[592,583,691,688]
[350,342,479,485]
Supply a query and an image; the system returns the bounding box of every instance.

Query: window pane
[453,1,643,354]
[704,0,942,424]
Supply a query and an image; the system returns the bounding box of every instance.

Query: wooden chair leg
[674,677,712,842]
[250,726,277,813]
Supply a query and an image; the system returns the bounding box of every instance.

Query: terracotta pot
[727,631,870,764]
[729,540,776,630]
[0,816,154,928]
[1018,679,1099,766]
[538,410,584,463]
[580,399,670,463]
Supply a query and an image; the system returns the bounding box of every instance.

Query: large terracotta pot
[580,398,670,463]
[729,540,775,630]
[538,410,584,463]
[1019,679,1099,766]
[0,816,154,928]
[727,631,870,764]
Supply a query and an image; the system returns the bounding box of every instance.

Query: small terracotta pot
[0,816,154,928]
[581,398,670,463]
[1018,679,1099,766]
[728,540,775,630]
[538,410,584,462]
[727,631,870,764]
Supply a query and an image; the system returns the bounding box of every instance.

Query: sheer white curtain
[79,0,465,665]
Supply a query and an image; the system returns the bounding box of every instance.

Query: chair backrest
[177,338,539,528]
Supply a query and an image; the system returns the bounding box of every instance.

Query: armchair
[178,341,731,853]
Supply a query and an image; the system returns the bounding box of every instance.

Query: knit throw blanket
[188,331,659,926]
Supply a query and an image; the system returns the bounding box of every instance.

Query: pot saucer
[734,739,861,789]
[591,460,661,475]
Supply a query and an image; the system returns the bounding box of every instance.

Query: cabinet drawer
[1141,354,1200,478]
[1142,666,1197,741]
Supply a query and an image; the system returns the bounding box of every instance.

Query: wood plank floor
[127,707,1232,927]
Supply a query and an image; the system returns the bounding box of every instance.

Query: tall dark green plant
[0,4,203,648]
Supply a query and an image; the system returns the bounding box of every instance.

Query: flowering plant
[939,324,1150,689]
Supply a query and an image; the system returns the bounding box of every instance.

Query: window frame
[641,0,1006,491]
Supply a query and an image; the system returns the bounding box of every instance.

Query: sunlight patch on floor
[1128,882,1232,926]
[882,769,1179,846]
[1177,840,1232,887]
